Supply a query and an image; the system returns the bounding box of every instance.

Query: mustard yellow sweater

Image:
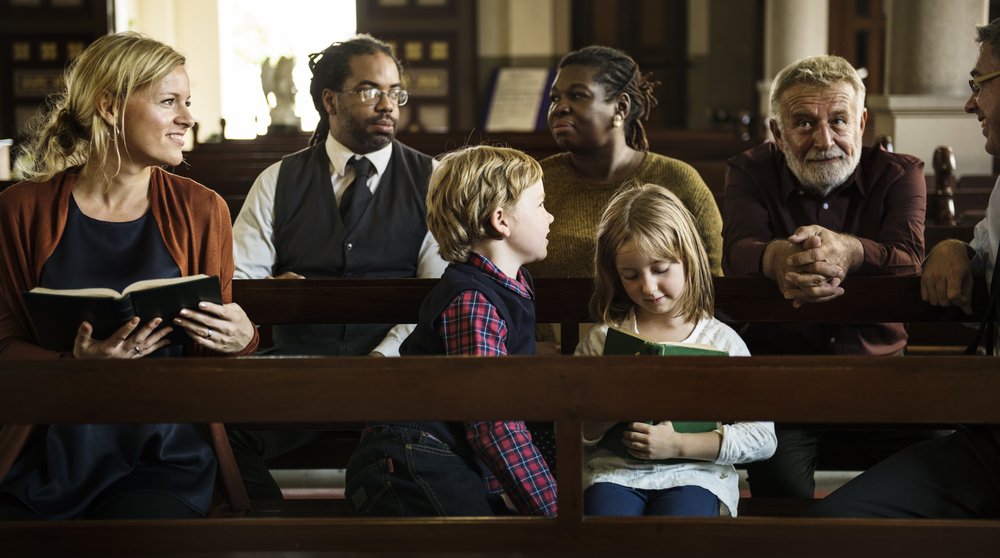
[529,152,723,277]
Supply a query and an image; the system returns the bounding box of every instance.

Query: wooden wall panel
[356,0,476,132]
[0,0,110,141]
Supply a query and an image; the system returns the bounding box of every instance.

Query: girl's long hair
[590,182,714,325]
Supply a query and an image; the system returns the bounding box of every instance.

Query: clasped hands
[763,225,864,307]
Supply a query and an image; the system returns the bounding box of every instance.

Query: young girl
[576,183,776,517]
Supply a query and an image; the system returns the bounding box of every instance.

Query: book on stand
[598,325,725,463]
[24,274,222,351]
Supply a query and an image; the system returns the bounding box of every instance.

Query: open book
[24,274,222,351]
[603,325,727,356]
[598,325,725,463]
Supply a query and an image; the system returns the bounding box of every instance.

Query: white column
[869,0,989,174]
[757,0,829,123]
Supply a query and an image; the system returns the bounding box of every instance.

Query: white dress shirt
[969,176,1000,290]
[232,133,447,357]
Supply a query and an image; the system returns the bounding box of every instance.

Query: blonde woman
[0,32,257,519]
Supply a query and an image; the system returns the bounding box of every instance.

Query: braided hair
[306,34,401,146]
[557,46,659,152]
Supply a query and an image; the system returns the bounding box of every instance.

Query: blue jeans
[345,425,496,516]
[584,482,719,516]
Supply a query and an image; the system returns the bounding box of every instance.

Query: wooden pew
[1,355,998,557]
[233,276,988,356]
[231,275,988,479]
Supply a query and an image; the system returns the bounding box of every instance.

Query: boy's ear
[96,92,117,127]
[487,205,511,239]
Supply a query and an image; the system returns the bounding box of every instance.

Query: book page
[28,286,122,298]
[122,274,210,295]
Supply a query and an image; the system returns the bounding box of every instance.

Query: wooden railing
[233,276,988,355]
[1,355,998,557]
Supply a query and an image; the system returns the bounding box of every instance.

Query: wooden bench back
[1,355,998,556]
[233,276,988,354]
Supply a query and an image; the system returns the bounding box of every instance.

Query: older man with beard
[722,55,933,499]
[229,34,445,500]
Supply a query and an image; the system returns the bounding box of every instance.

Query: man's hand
[786,225,863,277]
[267,271,305,279]
[763,239,844,306]
[921,239,974,315]
[765,226,864,307]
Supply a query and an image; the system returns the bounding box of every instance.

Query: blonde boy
[344,145,558,516]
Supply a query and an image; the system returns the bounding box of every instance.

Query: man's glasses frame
[969,69,1000,95]
[340,87,409,106]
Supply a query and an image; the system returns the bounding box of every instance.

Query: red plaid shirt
[436,253,558,516]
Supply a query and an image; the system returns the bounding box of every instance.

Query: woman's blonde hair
[427,145,542,263]
[590,182,714,325]
[16,32,186,182]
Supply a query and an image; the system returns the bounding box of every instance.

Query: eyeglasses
[340,87,409,106]
[969,69,1000,95]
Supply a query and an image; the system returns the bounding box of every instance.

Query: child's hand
[623,421,681,460]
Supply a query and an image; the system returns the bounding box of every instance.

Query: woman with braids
[531,45,723,278]
[0,32,258,519]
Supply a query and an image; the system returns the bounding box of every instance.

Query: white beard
[785,144,861,198]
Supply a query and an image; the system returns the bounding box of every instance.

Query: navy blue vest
[389,262,536,455]
[401,262,537,356]
[271,140,433,355]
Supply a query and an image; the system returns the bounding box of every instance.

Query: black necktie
[340,157,374,231]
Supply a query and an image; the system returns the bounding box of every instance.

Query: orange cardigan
[0,167,257,515]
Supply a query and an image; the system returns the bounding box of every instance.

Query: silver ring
[133,345,141,354]
[204,328,213,339]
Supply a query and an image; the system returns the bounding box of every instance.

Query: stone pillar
[869,0,989,174]
[757,0,829,130]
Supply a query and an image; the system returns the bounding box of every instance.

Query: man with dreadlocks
[230,34,444,499]
[234,33,443,357]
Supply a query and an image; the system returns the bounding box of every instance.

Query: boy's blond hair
[427,145,543,263]
[590,182,715,325]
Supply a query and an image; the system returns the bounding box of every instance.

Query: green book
[598,326,724,463]
[603,325,728,356]
[23,274,222,352]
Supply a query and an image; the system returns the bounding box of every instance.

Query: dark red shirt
[722,142,926,355]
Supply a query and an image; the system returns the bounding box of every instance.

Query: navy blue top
[385,260,537,460]
[0,195,217,519]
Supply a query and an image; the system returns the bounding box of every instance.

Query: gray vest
[271,140,433,355]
